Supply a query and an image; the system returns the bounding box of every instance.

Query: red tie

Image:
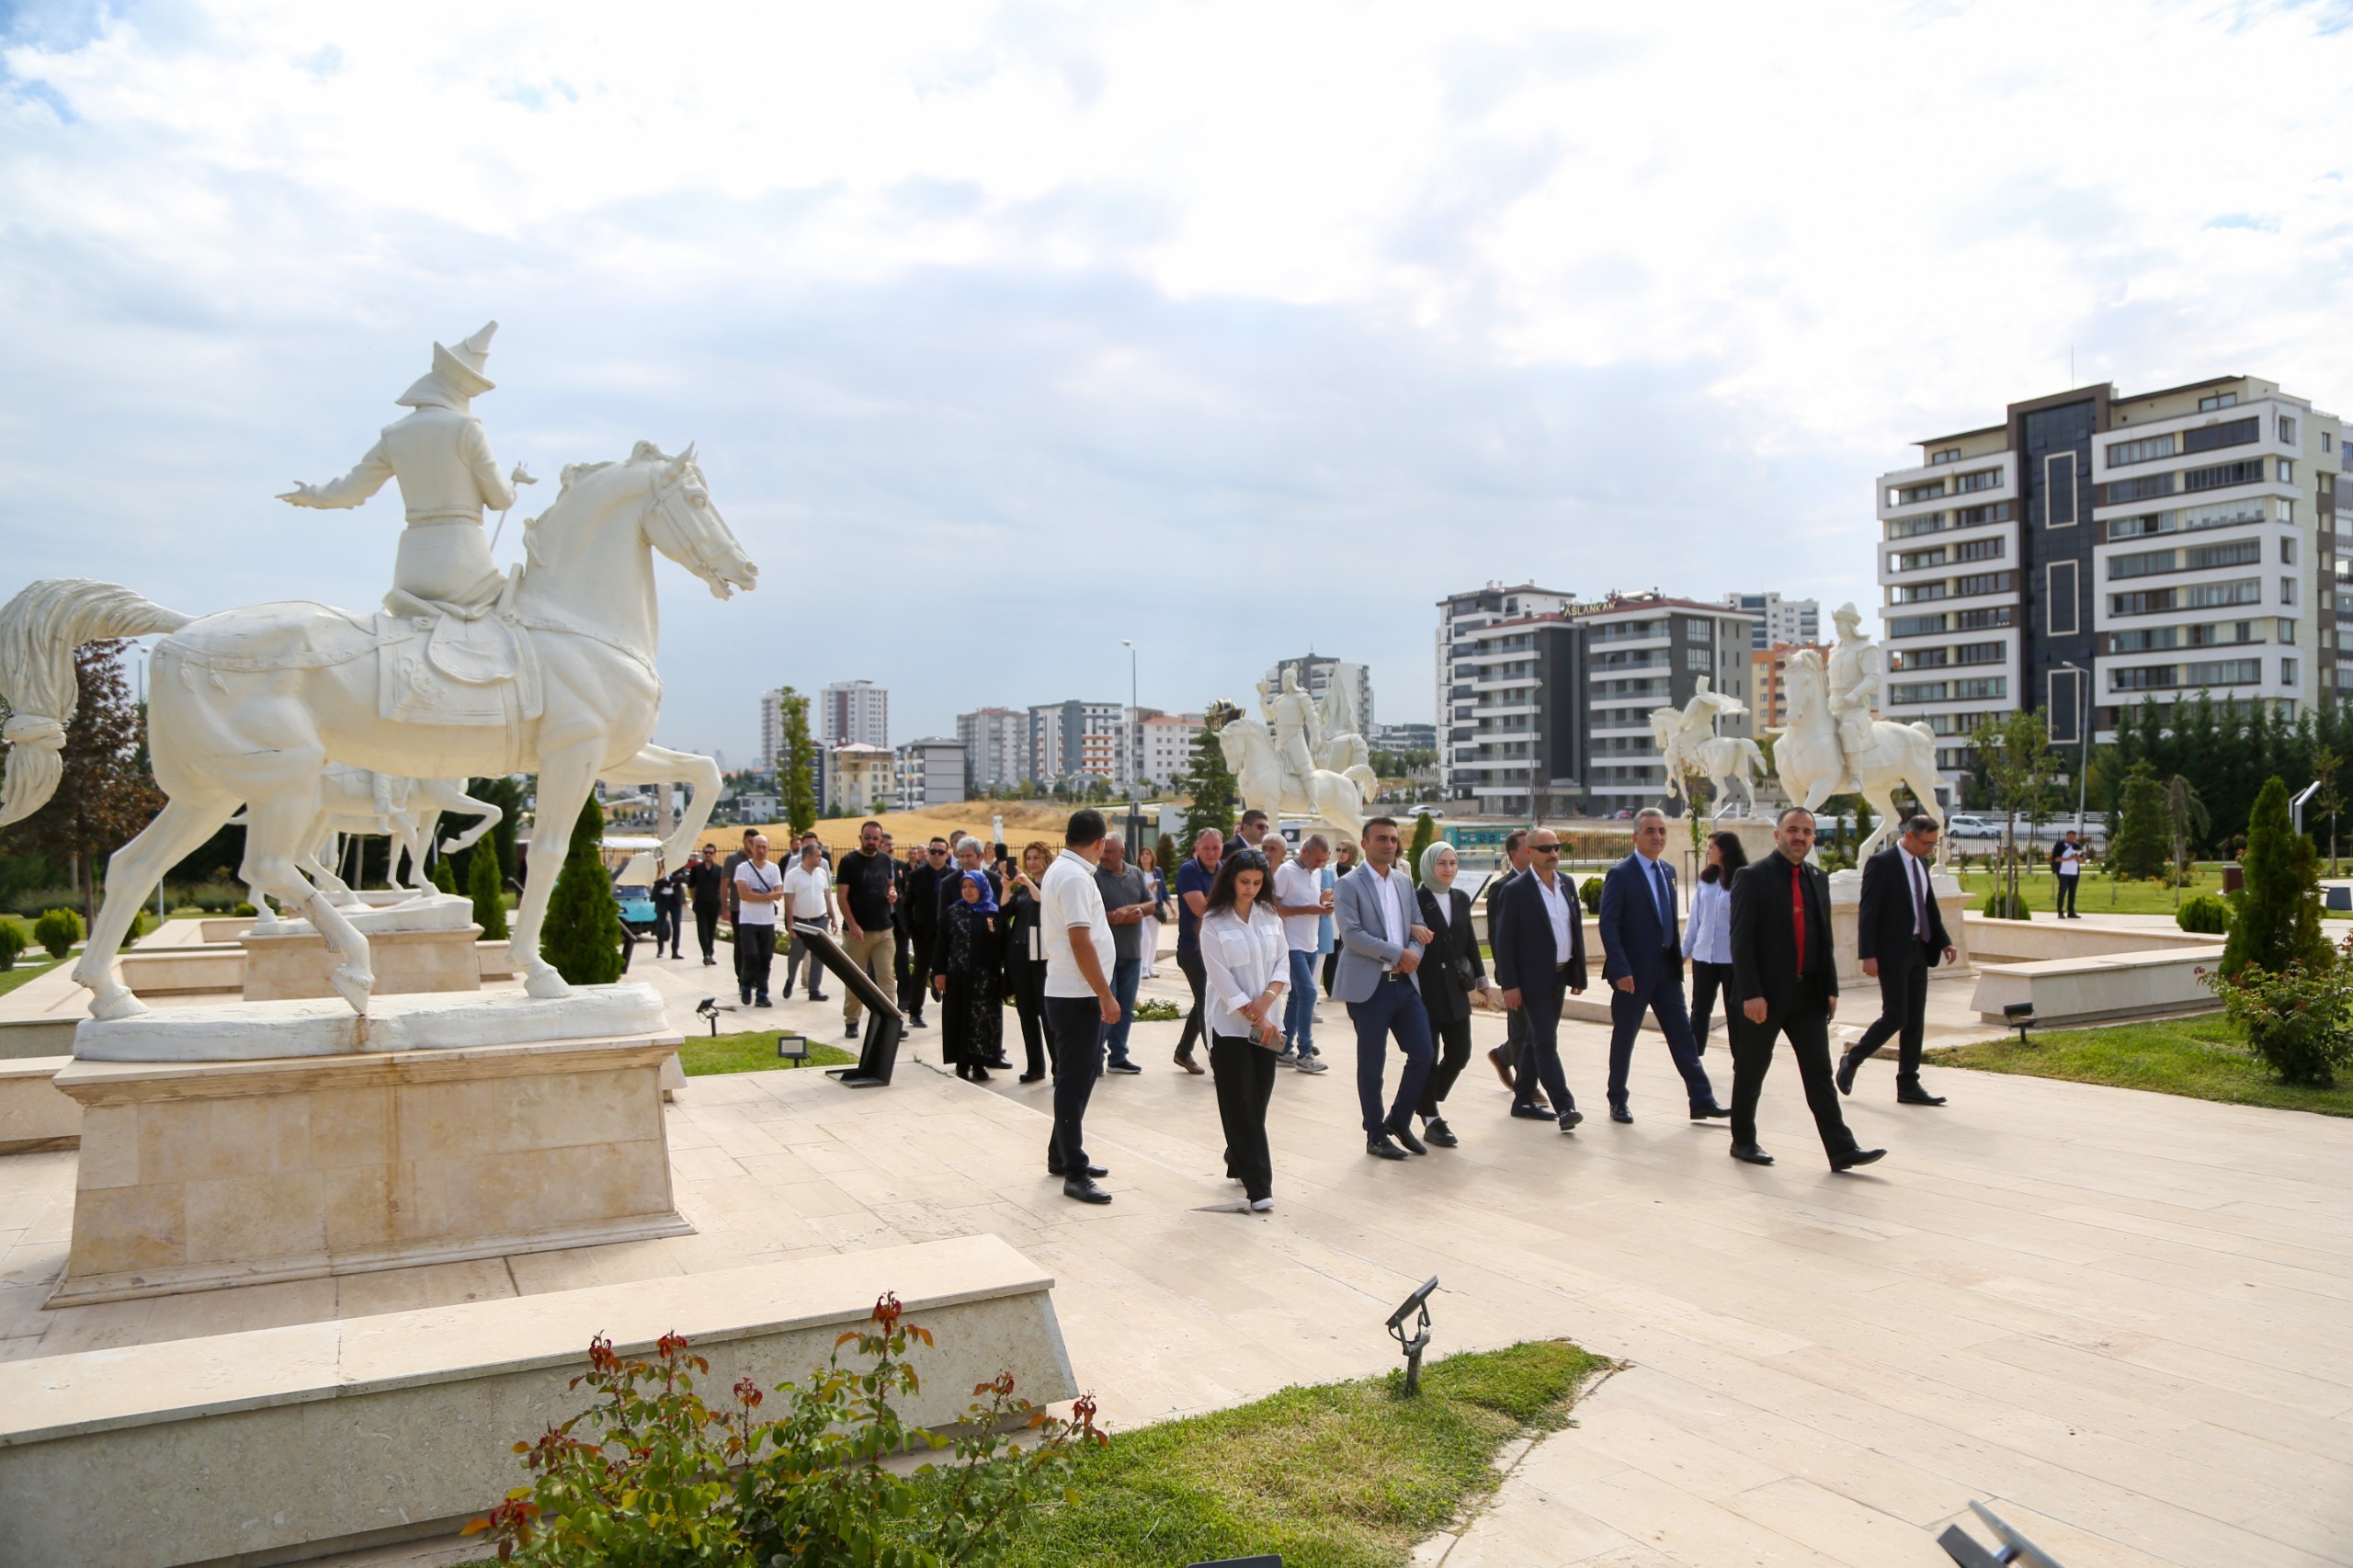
[1790,859,1806,977]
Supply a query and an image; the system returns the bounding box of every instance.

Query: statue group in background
[1221,667,1375,843]
[1771,606,1944,861]
[1652,679,1766,820]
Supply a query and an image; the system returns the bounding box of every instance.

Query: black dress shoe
[1897,1086,1947,1106]
[1690,1106,1732,1121]
[1422,1117,1459,1147]
[1835,1049,1862,1096]
[1018,1071,1046,1085]
[1509,1102,1555,1120]
[1366,1134,1409,1160]
[1557,1108,1584,1132]
[1063,1176,1113,1204]
[1386,1119,1428,1155]
[1833,1147,1887,1172]
[1609,1108,1633,1124]
[1730,1143,1776,1165]
[1047,1161,1108,1178]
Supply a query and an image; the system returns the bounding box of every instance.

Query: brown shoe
[1174,1050,1205,1076]
[1486,1047,1516,1091]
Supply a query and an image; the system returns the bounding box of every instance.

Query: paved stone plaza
[3,944,2348,1566]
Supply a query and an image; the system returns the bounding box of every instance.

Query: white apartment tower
[1722,593,1820,652]
[818,680,889,751]
[1436,583,1574,801]
[1876,375,2342,785]
[956,708,1029,792]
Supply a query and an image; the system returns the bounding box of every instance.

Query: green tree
[1178,713,1238,845]
[2163,773,2211,902]
[2109,761,2169,882]
[466,774,527,883]
[539,796,624,984]
[2313,744,2343,875]
[2221,776,2331,979]
[429,854,459,894]
[1967,710,2061,917]
[777,687,819,836]
[469,834,511,942]
[1405,810,1438,883]
[0,641,165,925]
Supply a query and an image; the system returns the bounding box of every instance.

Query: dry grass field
[714,801,1097,857]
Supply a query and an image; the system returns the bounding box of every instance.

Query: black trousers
[1730,993,1860,1162]
[737,923,779,999]
[1689,960,1733,1052]
[896,929,929,1019]
[2055,873,2079,917]
[1176,949,1210,1057]
[1322,949,1339,997]
[651,906,675,954]
[1210,1032,1279,1200]
[1010,957,1049,1077]
[1850,953,1930,1086]
[693,906,719,961]
[1417,1013,1473,1119]
[1044,994,1106,1172]
[1513,973,1575,1115]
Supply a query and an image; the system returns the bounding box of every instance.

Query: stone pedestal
[1827,868,1972,989]
[48,1021,689,1307]
[241,924,485,1002]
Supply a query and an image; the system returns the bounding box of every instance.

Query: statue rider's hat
[396,321,498,407]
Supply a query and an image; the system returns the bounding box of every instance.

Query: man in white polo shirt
[1041,808,1123,1205]
[778,839,834,1002]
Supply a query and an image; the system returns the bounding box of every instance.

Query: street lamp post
[2059,661,2092,835]
[1121,639,1140,844]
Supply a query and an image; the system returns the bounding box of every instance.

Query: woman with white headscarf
[1410,838,1485,1148]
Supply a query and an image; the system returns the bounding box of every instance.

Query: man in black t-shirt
[683,846,726,965]
[832,819,901,1040]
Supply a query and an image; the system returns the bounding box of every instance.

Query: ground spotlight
[1387,1276,1438,1394]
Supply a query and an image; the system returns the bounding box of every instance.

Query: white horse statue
[1218,717,1369,844]
[0,443,756,1019]
[1773,647,1944,860]
[240,770,503,915]
[1649,684,1768,821]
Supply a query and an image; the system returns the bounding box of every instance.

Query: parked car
[1945,813,2002,840]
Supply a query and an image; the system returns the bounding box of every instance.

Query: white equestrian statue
[1772,647,1944,860]
[1218,717,1369,845]
[1649,681,1768,821]
[238,769,504,917]
[0,442,756,1019]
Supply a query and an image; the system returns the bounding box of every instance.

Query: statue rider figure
[278,322,534,621]
[1257,667,1320,806]
[1824,601,1881,778]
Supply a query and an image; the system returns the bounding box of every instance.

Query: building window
[2046,561,2079,635]
[1888,512,1948,540]
[2283,536,2298,565]
[2183,415,2259,454]
[2325,431,2335,453]
[2282,656,2300,687]
[2200,392,2239,411]
[1956,468,2002,494]
[1892,582,1950,605]
[2281,576,2299,607]
[2106,433,2177,467]
[1931,449,1961,465]
[2187,578,2264,609]
[2184,658,2261,687]
[1685,647,1710,671]
[2046,667,2084,745]
[1955,641,2006,665]
[1956,502,2013,527]
[1956,536,2005,562]
[1953,676,2006,701]
[2279,415,2299,447]
[2181,459,2268,493]
[1888,613,1949,637]
[2105,472,2176,506]
[1956,572,2014,597]
[1892,481,1946,506]
[1956,606,2015,630]
[1893,647,1949,670]
[2279,459,2296,484]
[2109,548,2177,581]
[1685,619,1711,643]
[1889,681,1948,705]
[2045,451,2077,526]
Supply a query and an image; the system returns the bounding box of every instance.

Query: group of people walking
[663,799,1961,1209]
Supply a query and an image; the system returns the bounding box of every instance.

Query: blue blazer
[1491,870,1587,996]
[1598,853,1683,989]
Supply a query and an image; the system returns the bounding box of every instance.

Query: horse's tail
[0,579,191,827]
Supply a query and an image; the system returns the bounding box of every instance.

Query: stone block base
[241,922,485,1003]
[0,1056,79,1153]
[47,1030,689,1306]
[0,1236,1072,1568]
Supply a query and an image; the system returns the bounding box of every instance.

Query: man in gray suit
[1333,815,1438,1160]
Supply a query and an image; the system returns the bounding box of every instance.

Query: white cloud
[2,0,2349,759]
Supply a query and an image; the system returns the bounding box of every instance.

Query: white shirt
[1200,905,1289,1038]
[1273,860,1324,953]
[781,860,833,920]
[732,859,782,926]
[1682,878,1732,965]
[1041,848,1115,998]
[1374,866,1408,967]
[2054,842,2082,877]
[1531,871,1574,964]
[1900,843,1938,934]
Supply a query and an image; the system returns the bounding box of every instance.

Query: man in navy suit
[1491,827,1589,1131]
[1597,808,1729,1124]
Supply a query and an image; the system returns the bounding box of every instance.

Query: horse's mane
[526,442,678,567]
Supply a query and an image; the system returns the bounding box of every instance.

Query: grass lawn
[1952,865,2227,918]
[989,1338,1612,1568]
[1927,1015,2353,1118]
[0,955,63,998]
[676,1030,855,1076]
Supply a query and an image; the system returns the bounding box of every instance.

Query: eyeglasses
[1531,845,1561,855]
[927,847,948,856]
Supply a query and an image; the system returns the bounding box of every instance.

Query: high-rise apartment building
[1029,699,1125,787]
[1436,584,1575,800]
[758,687,784,773]
[1262,654,1374,734]
[1722,593,1819,652]
[818,680,889,751]
[893,738,967,812]
[956,708,1029,793]
[1136,711,1201,790]
[1875,375,2342,783]
[1748,642,1823,733]
[819,744,894,815]
[1579,595,1756,813]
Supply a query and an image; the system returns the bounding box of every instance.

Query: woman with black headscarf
[933,869,1006,1082]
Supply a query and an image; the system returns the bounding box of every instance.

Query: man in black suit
[1727,807,1882,1171]
[1483,830,1534,1096]
[1491,828,1589,1131]
[900,836,949,1028]
[1838,814,1957,1106]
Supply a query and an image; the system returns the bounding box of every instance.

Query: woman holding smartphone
[1001,842,1053,1083]
[1682,829,1746,1052]
[1199,847,1289,1212]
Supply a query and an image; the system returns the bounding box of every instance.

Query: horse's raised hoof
[524,966,572,1000]
[330,966,375,1015]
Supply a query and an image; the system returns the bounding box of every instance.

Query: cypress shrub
[430,854,459,895]
[2222,777,2331,978]
[0,920,24,970]
[540,798,623,984]
[1406,812,1438,884]
[469,839,511,942]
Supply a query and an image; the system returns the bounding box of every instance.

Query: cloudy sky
[4,0,2350,764]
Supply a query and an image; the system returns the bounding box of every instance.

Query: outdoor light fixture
[1936,1500,2066,1567]
[694,997,720,1038]
[1387,1276,1438,1395]
[2003,1002,2035,1047]
[776,1031,810,1065]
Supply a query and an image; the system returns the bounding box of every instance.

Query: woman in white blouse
[1680,829,1747,1053]
[1199,846,1290,1211]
